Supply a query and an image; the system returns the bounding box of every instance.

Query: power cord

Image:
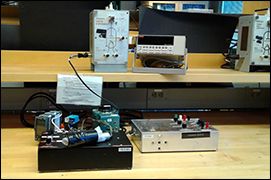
[221,40,239,69]
[68,52,119,111]
[140,55,185,68]
[20,92,69,128]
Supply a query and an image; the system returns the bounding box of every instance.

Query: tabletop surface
[1,124,270,179]
[1,50,270,83]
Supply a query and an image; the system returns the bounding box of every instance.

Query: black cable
[20,96,64,128]
[255,8,269,12]
[68,53,119,111]
[121,127,127,133]
[20,92,69,128]
[30,92,68,112]
[141,56,184,68]
[221,38,239,69]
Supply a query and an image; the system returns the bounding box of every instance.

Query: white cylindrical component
[178,115,182,121]
[95,126,112,142]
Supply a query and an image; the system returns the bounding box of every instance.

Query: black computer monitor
[19,1,110,51]
[139,6,239,53]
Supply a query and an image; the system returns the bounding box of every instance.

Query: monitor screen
[139,6,239,53]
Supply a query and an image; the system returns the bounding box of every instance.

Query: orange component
[60,123,64,129]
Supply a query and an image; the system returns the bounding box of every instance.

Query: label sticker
[181,132,210,139]
[143,134,154,139]
[118,147,132,152]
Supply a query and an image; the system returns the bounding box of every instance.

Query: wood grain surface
[1,50,269,83]
[1,125,270,179]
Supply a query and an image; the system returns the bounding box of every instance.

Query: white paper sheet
[56,74,103,106]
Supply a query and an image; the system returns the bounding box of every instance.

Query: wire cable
[51,113,63,132]
[140,55,185,68]
[85,116,113,136]
[20,92,69,128]
[221,39,239,69]
[68,53,119,111]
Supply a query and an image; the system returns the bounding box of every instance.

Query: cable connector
[69,52,92,60]
[67,53,119,111]
[78,52,91,58]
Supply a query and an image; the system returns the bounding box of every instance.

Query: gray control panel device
[89,9,129,72]
[131,118,219,152]
[235,10,270,72]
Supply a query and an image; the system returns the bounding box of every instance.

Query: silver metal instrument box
[131,119,219,152]
[132,35,188,75]
[136,35,186,55]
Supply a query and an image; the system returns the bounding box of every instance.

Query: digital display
[138,36,174,45]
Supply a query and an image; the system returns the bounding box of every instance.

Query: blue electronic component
[64,130,98,147]
[64,115,80,126]
[61,126,111,147]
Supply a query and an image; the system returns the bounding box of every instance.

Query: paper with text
[56,74,103,106]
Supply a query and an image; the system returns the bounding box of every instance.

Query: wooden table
[1,50,270,83]
[1,125,270,179]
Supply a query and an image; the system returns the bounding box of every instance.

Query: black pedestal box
[38,131,133,172]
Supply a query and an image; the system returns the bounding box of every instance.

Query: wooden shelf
[1,50,270,83]
[1,17,20,25]
[1,5,20,25]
